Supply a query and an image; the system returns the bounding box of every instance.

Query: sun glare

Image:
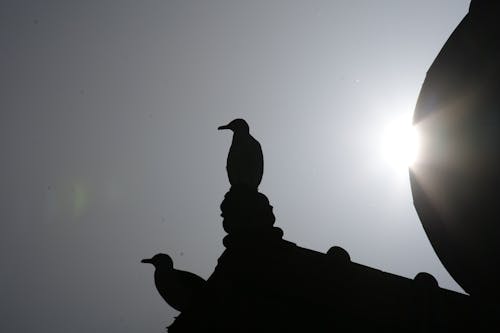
[381,117,420,171]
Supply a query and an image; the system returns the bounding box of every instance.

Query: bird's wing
[255,139,263,176]
[176,270,206,291]
[250,137,264,185]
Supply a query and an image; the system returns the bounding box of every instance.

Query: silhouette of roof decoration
[160,1,500,328]
[166,187,484,332]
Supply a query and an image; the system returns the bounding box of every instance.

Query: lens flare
[381,117,420,171]
[73,183,88,218]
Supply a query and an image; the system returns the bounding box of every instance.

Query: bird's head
[218,119,249,133]
[141,253,173,269]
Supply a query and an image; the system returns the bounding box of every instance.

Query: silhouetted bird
[141,253,205,312]
[218,119,263,189]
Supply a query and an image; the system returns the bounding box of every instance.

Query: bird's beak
[141,258,153,264]
[218,124,230,130]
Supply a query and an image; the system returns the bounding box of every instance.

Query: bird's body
[218,119,263,189]
[142,254,205,312]
[153,266,205,312]
[226,130,263,188]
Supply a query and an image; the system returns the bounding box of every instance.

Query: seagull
[218,119,263,189]
[141,253,205,312]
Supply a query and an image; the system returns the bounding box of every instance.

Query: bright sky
[1,1,470,332]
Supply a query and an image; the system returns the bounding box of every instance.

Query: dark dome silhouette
[218,118,263,189]
[411,0,500,298]
[414,272,439,289]
[141,253,205,312]
[327,246,351,264]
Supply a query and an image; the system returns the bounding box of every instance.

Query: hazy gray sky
[1,1,470,332]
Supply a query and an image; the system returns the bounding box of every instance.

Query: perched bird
[218,119,263,189]
[141,253,205,312]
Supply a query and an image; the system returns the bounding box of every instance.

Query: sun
[381,116,420,171]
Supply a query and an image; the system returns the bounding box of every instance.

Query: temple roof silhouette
[165,187,485,332]
[142,2,500,329]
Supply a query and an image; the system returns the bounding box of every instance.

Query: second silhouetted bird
[141,253,205,312]
[218,118,263,189]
